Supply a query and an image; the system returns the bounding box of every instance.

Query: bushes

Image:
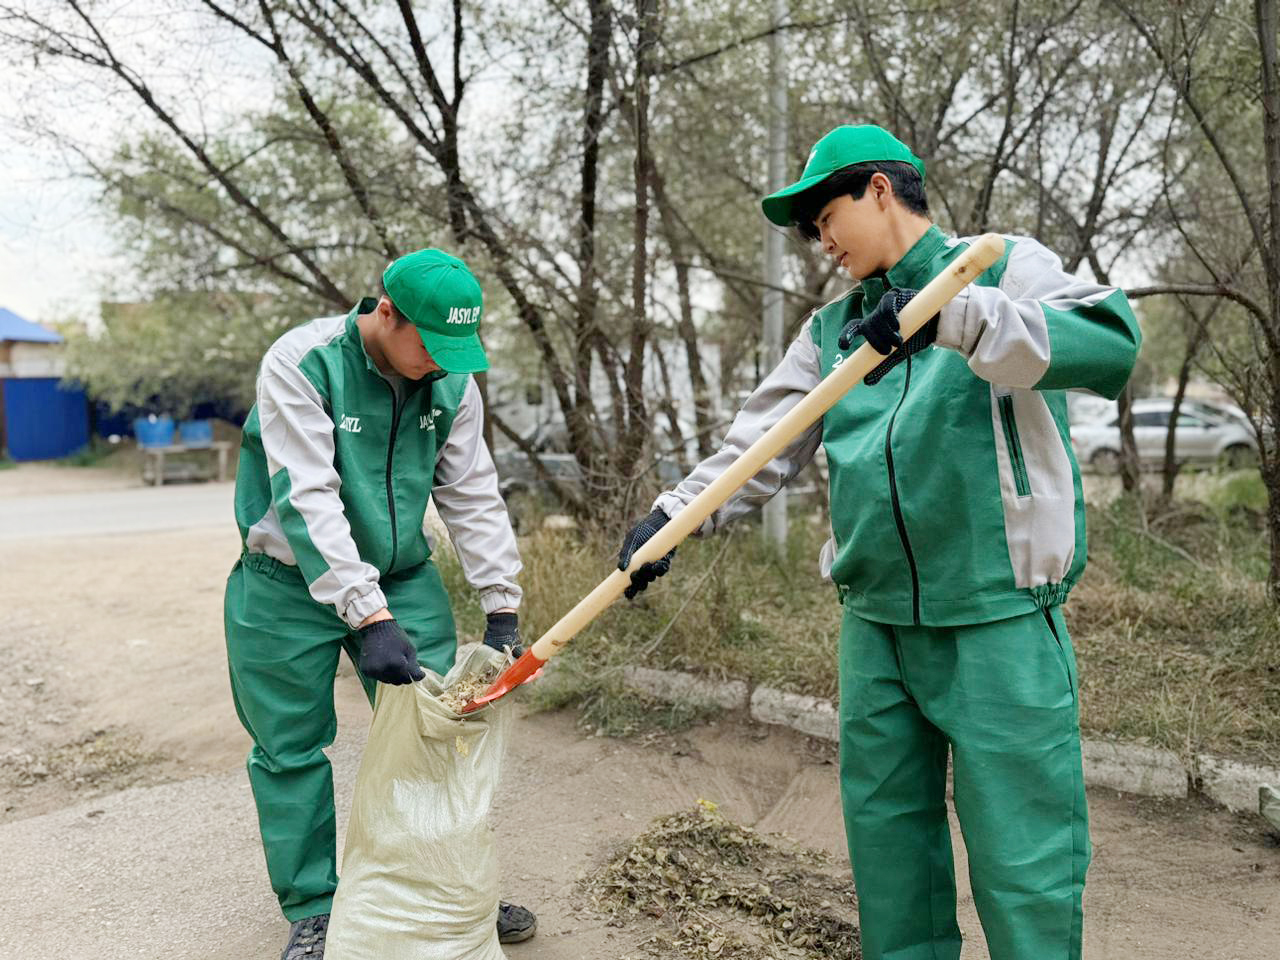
[436,483,1280,762]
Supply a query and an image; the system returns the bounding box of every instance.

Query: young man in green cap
[618,125,1141,960]
[225,248,536,958]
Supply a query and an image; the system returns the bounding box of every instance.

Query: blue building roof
[0,306,63,344]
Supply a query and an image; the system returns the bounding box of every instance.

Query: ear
[377,296,396,326]
[869,172,894,205]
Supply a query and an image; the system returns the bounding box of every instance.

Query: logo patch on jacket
[338,415,362,433]
[420,407,442,431]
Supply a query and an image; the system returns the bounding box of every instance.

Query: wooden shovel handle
[528,232,1006,662]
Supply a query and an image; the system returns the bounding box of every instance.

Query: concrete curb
[622,665,1280,813]
[623,666,748,711]
[1079,739,1186,799]
[1197,755,1280,813]
[749,686,840,742]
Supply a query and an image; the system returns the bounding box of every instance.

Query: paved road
[0,482,234,540]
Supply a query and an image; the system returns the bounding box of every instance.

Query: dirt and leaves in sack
[583,800,860,959]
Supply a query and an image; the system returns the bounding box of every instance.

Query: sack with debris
[326,643,515,960]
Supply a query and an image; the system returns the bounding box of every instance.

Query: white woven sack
[327,643,513,960]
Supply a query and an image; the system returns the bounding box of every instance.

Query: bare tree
[1113,0,1280,598]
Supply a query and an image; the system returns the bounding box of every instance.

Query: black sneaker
[281,913,329,959]
[497,901,537,944]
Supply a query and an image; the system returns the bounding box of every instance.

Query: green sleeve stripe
[296,350,334,412]
[1034,289,1141,400]
[974,238,1015,288]
[268,468,331,587]
[809,313,823,347]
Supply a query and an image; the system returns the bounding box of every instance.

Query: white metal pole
[762,0,790,551]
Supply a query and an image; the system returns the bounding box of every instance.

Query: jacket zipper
[383,379,403,570]
[885,354,921,625]
[997,394,1032,497]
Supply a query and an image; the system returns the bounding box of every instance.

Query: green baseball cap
[761,125,926,227]
[382,248,489,374]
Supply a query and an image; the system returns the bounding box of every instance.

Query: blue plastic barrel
[133,415,176,448]
[178,418,214,447]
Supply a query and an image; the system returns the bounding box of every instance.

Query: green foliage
[105,92,435,303]
[1205,467,1269,515]
[54,443,110,468]
[70,92,453,420]
[64,294,292,418]
[50,439,142,472]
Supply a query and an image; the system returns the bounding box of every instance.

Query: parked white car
[1070,398,1259,471]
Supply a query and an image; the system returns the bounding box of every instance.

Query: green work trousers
[839,605,1090,960]
[224,552,457,921]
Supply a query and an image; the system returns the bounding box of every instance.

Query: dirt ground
[1,463,1278,958]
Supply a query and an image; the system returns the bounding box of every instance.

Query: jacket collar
[344,298,447,388]
[885,224,948,291]
[345,298,383,375]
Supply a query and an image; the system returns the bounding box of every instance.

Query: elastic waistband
[239,551,306,584]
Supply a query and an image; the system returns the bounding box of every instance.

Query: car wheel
[1221,444,1259,470]
[1090,448,1121,474]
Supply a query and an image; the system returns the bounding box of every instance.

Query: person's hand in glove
[356,617,425,685]
[618,508,676,599]
[483,611,523,658]
[837,288,938,386]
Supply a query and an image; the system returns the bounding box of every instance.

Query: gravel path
[2,471,1278,959]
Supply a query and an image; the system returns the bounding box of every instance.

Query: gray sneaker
[497,901,537,944]
[281,913,329,959]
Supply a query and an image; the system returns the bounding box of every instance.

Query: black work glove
[618,508,675,600]
[837,288,939,386]
[483,611,523,658]
[356,618,425,685]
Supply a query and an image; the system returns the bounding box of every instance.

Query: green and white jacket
[234,298,522,629]
[655,227,1140,626]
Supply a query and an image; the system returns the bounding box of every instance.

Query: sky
[0,104,120,325]
[0,0,277,326]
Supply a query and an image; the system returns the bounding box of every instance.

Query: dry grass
[1069,478,1280,766]
[437,470,1280,763]
[440,513,839,736]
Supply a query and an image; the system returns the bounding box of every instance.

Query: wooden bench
[141,441,233,486]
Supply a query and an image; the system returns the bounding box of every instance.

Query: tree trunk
[569,0,612,495]
[619,0,659,481]
[1161,308,1209,500]
[1089,254,1142,495]
[1161,371,1190,501]
[1117,384,1141,494]
[1255,0,1280,600]
[1269,406,1280,604]
[652,167,713,458]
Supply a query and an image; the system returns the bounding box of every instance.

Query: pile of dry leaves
[584,800,860,959]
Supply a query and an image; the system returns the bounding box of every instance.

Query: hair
[378,281,411,325]
[791,160,929,240]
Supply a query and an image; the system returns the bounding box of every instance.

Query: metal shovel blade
[459,647,547,713]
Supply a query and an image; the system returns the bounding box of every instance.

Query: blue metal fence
[3,378,90,460]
